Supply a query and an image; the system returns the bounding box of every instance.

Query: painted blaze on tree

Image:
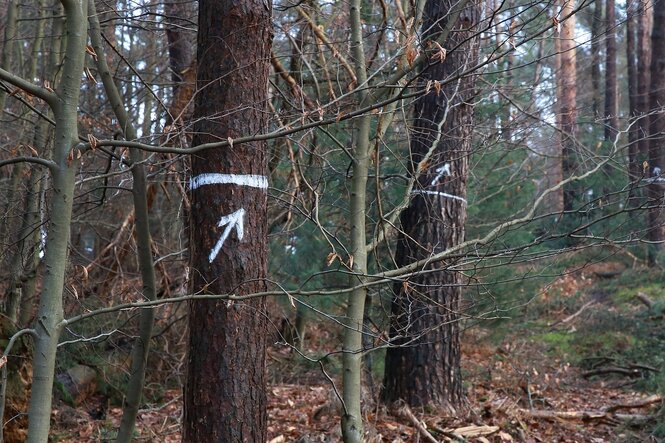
[383,0,480,410]
[183,0,273,441]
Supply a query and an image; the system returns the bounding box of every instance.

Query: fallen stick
[635,292,655,309]
[549,300,595,328]
[582,366,641,378]
[603,394,662,413]
[519,408,653,426]
[431,424,500,441]
[394,404,439,443]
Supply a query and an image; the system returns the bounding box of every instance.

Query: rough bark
[647,0,665,264]
[182,0,272,440]
[165,0,194,86]
[604,0,617,140]
[383,0,479,410]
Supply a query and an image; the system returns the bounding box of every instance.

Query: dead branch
[635,291,655,309]
[519,408,654,426]
[430,424,500,442]
[394,403,439,443]
[603,395,662,413]
[582,366,642,378]
[549,300,595,328]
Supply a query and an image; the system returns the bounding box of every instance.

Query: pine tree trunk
[637,1,652,163]
[647,0,665,264]
[604,0,618,140]
[626,0,642,200]
[591,0,602,117]
[182,0,273,440]
[382,0,479,410]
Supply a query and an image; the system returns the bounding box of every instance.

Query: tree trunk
[604,0,617,141]
[182,0,272,440]
[340,0,372,437]
[647,0,665,264]
[87,3,160,441]
[383,0,480,410]
[165,0,194,87]
[26,1,88,441]
[637,1,652,164]
[559,0,577,212]
[627,0,639,191]
[0,0,17,112]
[591,0,602,117]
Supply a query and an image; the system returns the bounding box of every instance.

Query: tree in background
[382,0,480,409]
[604,0,617,140]
[647,0,665,263]
[559,0,578,213]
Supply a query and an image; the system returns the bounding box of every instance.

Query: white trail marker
[431,163,451,186]
[209,208,245,263]
[190,173,268,190]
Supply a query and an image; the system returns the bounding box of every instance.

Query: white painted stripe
[412,189,467,204]
[190,173,268,190]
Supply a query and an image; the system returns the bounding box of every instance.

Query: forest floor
[48,260,665,442]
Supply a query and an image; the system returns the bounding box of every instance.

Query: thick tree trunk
[382,0,479,410]
[182,0,272,441]
[604,0,617,140]
[647,0,665,264]
[165,0,194,86]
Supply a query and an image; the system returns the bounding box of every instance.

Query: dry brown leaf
[88,134,99,151]
[84,67,97,84]
[85,44,98,60]
[326,252,338,267]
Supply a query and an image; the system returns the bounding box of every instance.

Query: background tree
[382,0,480,410]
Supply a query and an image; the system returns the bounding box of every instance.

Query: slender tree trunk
[341,0,371,438]
[627,0,639,191]
[604,0,617,140]
[591,0,602,117]
[87,3,160,441]
[27,1,88,441]
[0,0,17,112]
[182,0,272,440]
[637,1,652,163]
[560,0,577,212]
[647,0,665,264]
[383,0,480,411]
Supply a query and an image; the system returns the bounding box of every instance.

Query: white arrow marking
[209,209,245,263]
[431,163,451,186]
[190,173,268,190]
